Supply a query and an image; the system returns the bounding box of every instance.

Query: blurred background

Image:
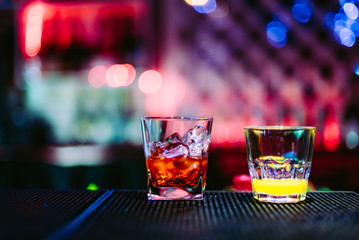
[0,0,358,192]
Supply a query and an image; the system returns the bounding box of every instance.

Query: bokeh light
[326,4,359,47]
[334,12,347,28]
[324,12,336,30]
[25,2,44,57]
[185,0,209,6]
[138,70,162,94]
[354,61,359,75]
[346,130,359,149]
[88,66,107,88]
[343,2,358,20]
[122,64,136,86]
[193,0,216,14]
[339,27,356,47]
[349,19,359,37]
[86,183,99,191]
[339,0,348,7]
[323,121,340,151]
[266,20,288,47]
[106,64,128,88]
[291,2,313,23]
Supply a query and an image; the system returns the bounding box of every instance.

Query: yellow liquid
[252,179,308,195]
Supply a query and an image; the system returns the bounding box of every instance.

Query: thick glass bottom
[251,178,308,203]
[148,188,203,200]
[253,192,307,203]
[147,176,205,200]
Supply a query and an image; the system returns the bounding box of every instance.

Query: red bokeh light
[19,1,147,58]
[323,121,340,151]
[24,2,44,57]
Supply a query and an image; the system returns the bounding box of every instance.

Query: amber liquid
[146,154,208,188]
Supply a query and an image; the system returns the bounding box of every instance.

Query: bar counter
[1,189,359,240]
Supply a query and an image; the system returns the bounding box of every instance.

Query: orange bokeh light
[88,66,107,88]
[138,70,162,94]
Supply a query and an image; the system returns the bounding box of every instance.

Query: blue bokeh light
[348,19,359,36]
[338,0,358,7]
[343,3,359,20]
[354,62,359,75]
[267,26,286,42]
[339,27,356,46]
[339,0,349,7]
[292,3,312,23]
[324,12,336,30]
[193,0,217,14]
[266,20,288,47]
[334,12,348,22]
[328,1,359,47]
[325,8,359,47]
[334,18,347,30]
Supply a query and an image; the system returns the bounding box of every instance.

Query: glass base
[147,177,205,200]
[148,188,203,200]
[253,192,306,203]
[251,178,308,203]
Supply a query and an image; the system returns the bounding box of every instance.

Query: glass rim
[244,126,316,131]
[141,116,213,121]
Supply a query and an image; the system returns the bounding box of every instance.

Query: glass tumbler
[141,117,213,200]
[244,126,315,203]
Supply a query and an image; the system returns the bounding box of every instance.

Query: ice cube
[163,142,189,159]
[165,132,181,145]
[182,125,209,157]
[149,141,165,156]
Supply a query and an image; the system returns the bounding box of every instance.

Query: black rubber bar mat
[0,190,358,240]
